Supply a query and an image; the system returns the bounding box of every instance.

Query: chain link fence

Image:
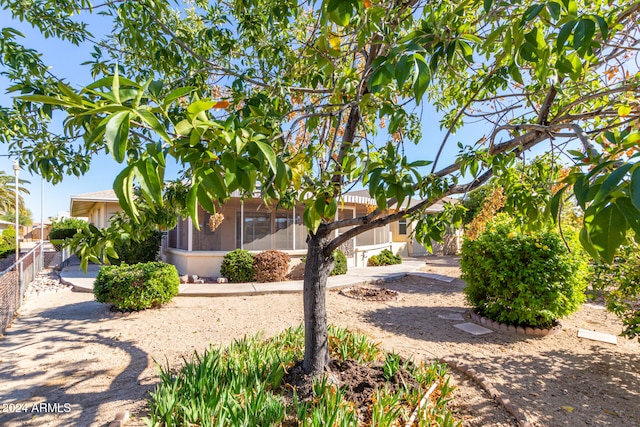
[0,243,45,335]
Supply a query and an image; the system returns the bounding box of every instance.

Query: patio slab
[577,329,618,345]
[407,272,456,282]
[454,322,493,336]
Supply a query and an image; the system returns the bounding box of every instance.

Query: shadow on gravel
[0,301,150,426]
[446,348,640,427]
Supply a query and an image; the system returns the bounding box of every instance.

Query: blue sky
[0,7,515,222]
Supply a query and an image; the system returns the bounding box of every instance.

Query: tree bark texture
[302,231,333,375]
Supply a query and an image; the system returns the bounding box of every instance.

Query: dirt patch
[0,255,638,427]
[339,287,399,301]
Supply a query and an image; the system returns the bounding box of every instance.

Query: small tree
[2,0,639,375]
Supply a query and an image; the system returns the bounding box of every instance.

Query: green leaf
[483,0,493,13]
[631,165,640,211]
[593,163,632,204]
[573,19,595,55]
[616,197,640,238]
[134,158,164,206]
[327,0,355,26]
[175,119,193,136]
[573,174,589,208]
[253,140,277,172]
[547,2,561,20]
[586,204,627,263]
[186,182,199,224]
[303,204,322,233]
[187,100,215,119]
[113,166,139,220]
[394,55,411,89]
[16,94,77,107]
[412,53,430,105]
[113,65,121,104]
[579,226,600,260]
[557,20,577,52]
[520,4,544,26]
[105,111,131,163]
[137,109,172,144]
[595,15,608,40]
[163,86,196,108]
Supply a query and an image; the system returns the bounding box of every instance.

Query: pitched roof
[70,189,118,217]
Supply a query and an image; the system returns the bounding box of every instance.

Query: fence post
[18,262,24,307]
[33,249,36,279]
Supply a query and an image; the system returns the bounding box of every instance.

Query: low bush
[590,241,640,341]
[0,227,16,259]
[254,250,290,282]
[460,214,587,328]
[368,249,402,266]
[330,249,347,276]
[94,262,179,311]
[110,231,163,265]
[49,217,88,240]
[220,249,255,282]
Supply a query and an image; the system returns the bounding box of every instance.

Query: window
[237,212,271,251]
[274,212,293,250]
[398,219,407,235]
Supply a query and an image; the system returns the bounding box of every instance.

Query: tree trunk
[302,231,333,375]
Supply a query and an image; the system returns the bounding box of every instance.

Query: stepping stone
[583,303,606,310]
[438,313,465,321]
[454,322,493,336]
[577,329,617,344]
[408,272,455,283]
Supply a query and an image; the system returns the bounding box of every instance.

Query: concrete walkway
[60,258,432,296]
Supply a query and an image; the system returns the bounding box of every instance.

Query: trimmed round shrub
[220,249,255,282]
[254,250,291,282]
[330,249,347,276]
[94,261,179,311]
[368,249,402,266]
[460,215,587,328]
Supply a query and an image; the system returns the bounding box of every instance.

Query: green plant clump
[590,241,640,341]
[0,226,16,259]
[460,215,587,328]
[329,249,347,276]
[146,325,459,427]
[110,230,163,265]
[49,217,88,240]
[368,249,402,266]
[220,249,255,282]
[254,250,291,282]
[94,262,179,311]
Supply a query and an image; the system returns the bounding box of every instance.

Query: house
[70,189,455,278]
[70,190,122,228]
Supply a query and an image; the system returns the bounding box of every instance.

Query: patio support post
[240,201,244,250]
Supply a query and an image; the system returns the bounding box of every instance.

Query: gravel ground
[0,256,638,427]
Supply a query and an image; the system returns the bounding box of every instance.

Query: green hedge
[461,215,587,328]
[94,262,179,311]
[50,218,87,240]
[0,227,16,259]
[109,231,163,265]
